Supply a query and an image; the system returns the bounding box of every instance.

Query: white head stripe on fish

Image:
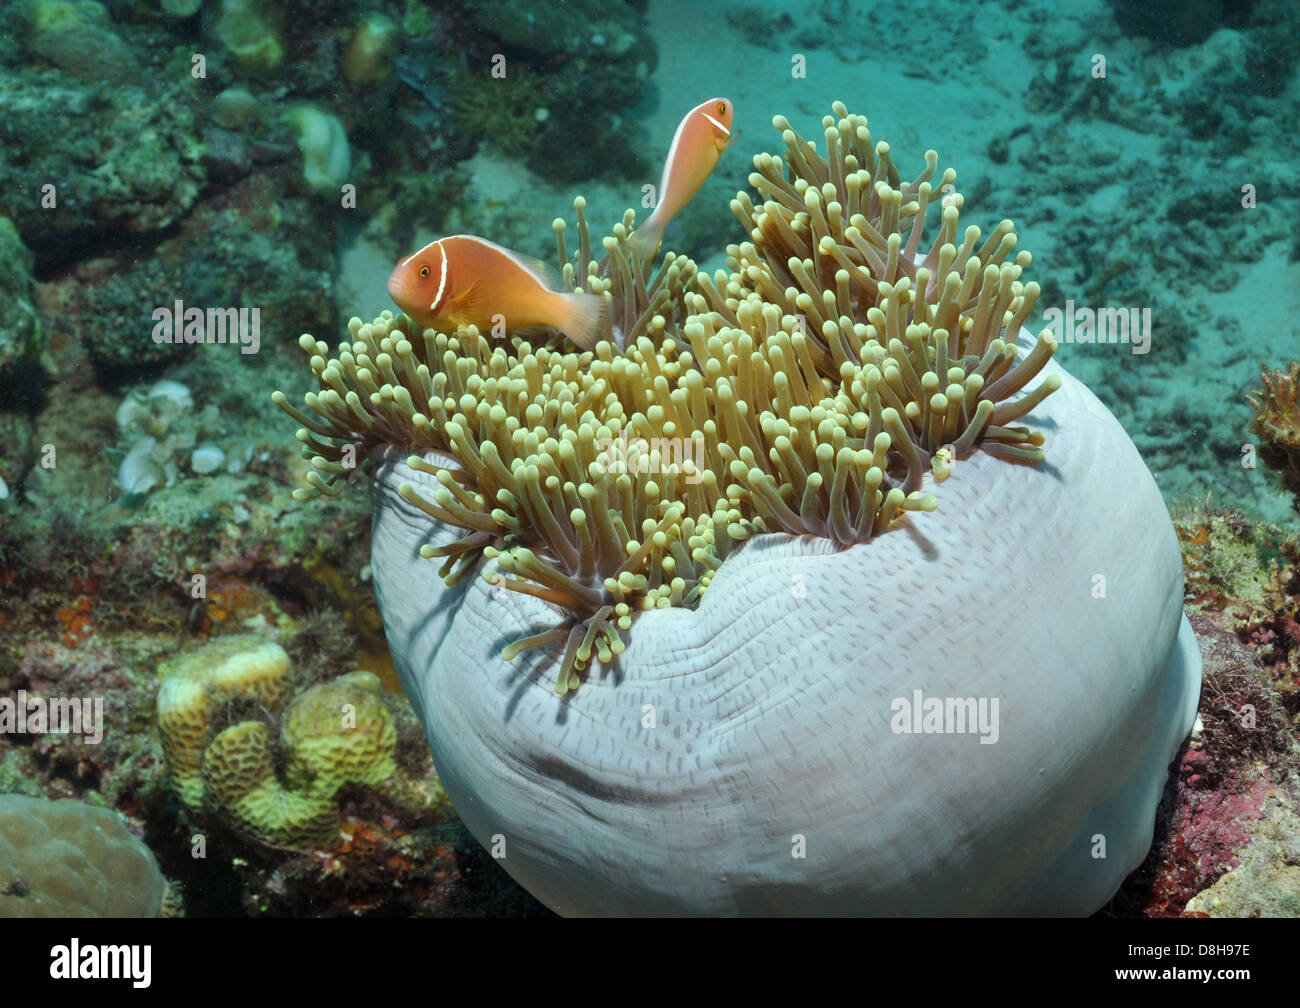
[401,238,441,268]
[430,239,448,311]
[702,112,729,136]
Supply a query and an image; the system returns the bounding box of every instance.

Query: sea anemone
[274,104,1061,693]
[273,103,1200,915]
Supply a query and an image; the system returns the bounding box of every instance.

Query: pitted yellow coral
[201,721,340,849]
[155,636,399,849]
[156,634,291,810]
[281,671,397,796]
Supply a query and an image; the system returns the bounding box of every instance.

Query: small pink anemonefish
[626,97,734,268]
[387,235,604,349]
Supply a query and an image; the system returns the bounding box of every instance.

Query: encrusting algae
[273,102,1060,694]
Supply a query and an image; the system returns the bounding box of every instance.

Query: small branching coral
[274,102,1059,693]
[1248,361,1300,512]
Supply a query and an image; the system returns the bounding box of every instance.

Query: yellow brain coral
[155,636,398,849]
[201,720,340,848]
[281,671,397,795]
[156,634,292,809]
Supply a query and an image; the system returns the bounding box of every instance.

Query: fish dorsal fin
[496,246,553,288]
[520,255,554,287]
[446,234,554,289]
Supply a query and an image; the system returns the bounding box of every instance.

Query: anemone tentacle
[273,103,1059,692]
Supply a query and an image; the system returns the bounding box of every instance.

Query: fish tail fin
[625,221,664,273]
[559,291,605,350]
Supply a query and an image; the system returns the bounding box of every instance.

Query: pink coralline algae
[1176,763,1273,876]
[1108,610,1296,917]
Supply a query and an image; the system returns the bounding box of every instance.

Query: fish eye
[717,101,727,116]
[419,265,430,278]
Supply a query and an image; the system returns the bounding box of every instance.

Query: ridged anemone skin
[370,328,1201,916]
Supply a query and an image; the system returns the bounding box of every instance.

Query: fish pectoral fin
[445,285,486,328]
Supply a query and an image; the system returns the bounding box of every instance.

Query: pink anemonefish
[386,234,604,349]
[626,97,734,268]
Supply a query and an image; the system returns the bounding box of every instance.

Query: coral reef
[212,0,285,75]
[1185,799,1300,916]
[281,673,397,795]
[1237,537,1300,697]
[114,379,232,493]
[0,70,205,260]
[1175,504,1300,701]
[0,0,663,919]
[217,794,550,916]
[341,12,398,89]
[18,0,135,83]
[282,104,352,195]
[1101,505,1300,917]
[3,0,1291,921]
[0,216,43,388]
[47,165,334,373]
[0,215,42,502]
[210,86,263,130]
[0,409,36,506]
[156,635,293,810]
[446,65,555,164]
[1176,506,1278,612]
[0,793,164,917]
[1105,603,1297,917]
[0,492,543,914]
[1249,361,1300,513]
[200,720,341,849]
[428,0,652,184]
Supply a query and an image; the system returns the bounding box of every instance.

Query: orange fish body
[627,98,734,267]
[387,235,603,348]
